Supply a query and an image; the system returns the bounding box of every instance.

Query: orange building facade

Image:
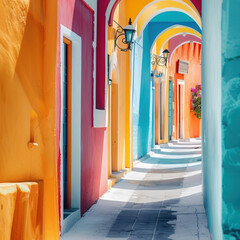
[169,42,202,140]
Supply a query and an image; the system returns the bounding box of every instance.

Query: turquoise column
[221,0,240,238]
[202,0,222,239]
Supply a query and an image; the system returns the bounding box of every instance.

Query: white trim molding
[177,79,185,139]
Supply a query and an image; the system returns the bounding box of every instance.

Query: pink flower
[191,88,195,92]
[190,99,194,102]
[198,94,201,98]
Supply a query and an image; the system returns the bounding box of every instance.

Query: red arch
[108,0,121,26]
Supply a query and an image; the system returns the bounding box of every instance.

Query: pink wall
[96,1,110,109]
[57,0,108,218]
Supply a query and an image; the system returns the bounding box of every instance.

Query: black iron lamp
[162,49,170,60]
[113,18,136,52]
[151,49,170,68]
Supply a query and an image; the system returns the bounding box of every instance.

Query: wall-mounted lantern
[151,49,170,68]
[113,18,136,52]
[151,70,163,78]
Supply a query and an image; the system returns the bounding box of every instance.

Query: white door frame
[60,25,82,235]
[177,79,185,139]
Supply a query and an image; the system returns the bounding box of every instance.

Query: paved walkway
[61,139,211,240]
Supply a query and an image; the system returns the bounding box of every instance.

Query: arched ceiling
[145,11,201,46]
[109,0,202,61]
[168,34,201,52]
[135,1,201,36]
[108,0,201,27]
[166,34,202,64]
[169,40,201,65]
[151,26,201,52]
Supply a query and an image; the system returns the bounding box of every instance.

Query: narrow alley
[62,138,210,240]
[2,1,240,239]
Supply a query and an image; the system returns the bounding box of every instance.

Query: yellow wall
[119,0,132,170]
[0,1,59,239]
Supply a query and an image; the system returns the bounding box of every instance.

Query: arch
[160,33,201,65]
[169,40,202,65]
[107,0,201,27]
[136,4,201,36]
[159,33,201,54]
[150,25,201,52]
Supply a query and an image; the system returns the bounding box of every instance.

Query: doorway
[62,38,72,213]
[111,69,119,172]
[60,25,82,234]
[168,79,173,140]
[177,79,185,139]
[107,52,120,181]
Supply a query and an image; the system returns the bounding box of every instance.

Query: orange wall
[0,1,59,239]
[170,42,201,139]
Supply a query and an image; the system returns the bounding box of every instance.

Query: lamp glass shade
[163,49,170,59]
[123,18,136,44]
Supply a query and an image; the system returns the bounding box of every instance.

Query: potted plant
[190,84,201,119]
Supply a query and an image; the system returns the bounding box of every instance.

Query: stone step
[171,142,202,146]
[179,138,202,142]
[157,148,202,155]
[166,144,202,149]
[144,153,202,164]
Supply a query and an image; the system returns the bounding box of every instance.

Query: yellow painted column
[117,0,128,171]
[125,53,132,169]
[124,1,133,170]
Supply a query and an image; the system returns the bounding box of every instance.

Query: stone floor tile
[61,141,211,240]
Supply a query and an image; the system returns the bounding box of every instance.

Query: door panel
[111,83,118,171]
